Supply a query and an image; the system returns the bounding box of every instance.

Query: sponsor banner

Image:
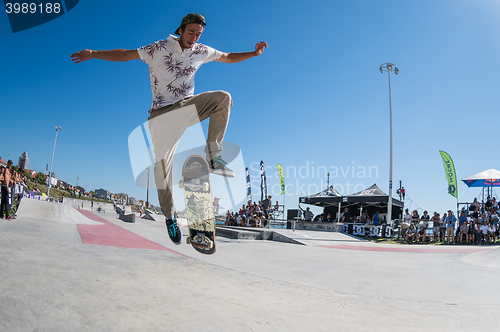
[245,167,251,202]
[277,163,285,195]
[260,161,267,202]
[439,150,458,199]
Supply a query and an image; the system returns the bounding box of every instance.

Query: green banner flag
[277,164,285,195]
[439,150,458,199]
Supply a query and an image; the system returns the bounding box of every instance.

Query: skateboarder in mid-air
[71,13,268,245]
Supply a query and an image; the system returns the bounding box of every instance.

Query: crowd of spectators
[0,161,30,219]
[223,195,281,227]
[305,208,387,225]
[401,196,499,245]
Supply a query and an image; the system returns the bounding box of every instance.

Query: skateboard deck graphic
[179,155,216,255]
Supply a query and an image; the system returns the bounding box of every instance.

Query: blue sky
[2,0,500,217]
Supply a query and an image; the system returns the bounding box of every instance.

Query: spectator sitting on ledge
[489,222,497,243]
[417,226,427,243]
[406,224,417,243]
[479,221,490,243]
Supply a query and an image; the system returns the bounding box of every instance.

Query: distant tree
[89,191,96,197]
[35,172,46,185]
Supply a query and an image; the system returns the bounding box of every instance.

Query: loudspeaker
[287,209,299,220]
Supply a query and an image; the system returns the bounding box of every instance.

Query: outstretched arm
[215,41,268,64]
[71,49,140,63]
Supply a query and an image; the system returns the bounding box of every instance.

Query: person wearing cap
[71,13,267,245]
[444,210,457,244]
[300,206,314,221]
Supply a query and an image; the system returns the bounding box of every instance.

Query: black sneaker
[166,217,182,245]
[209,156,235,177]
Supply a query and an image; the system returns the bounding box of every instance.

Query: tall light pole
[379,63,398,225]
[47,126,61,197]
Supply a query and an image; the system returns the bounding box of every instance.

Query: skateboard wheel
[203,182,209,191]
[186,237,191,244]
[179,180,184,189]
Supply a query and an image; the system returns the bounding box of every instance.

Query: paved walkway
[1,200,499,331]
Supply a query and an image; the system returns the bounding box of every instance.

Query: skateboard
[178,155,216,255]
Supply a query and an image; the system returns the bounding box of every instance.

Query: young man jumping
[71,13,267,244]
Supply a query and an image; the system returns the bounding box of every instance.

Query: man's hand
[254,41,268,56]
[215,41,268,64]
[71,49,93,63]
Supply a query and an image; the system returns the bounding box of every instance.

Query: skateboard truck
[186,233,213,249]
[178,179,210,192]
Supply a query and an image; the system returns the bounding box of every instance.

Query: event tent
[299,186,342,207]
[299,184,404,221]
[344,184,404,205]
[462,168,500,187]
[342,184,404,219]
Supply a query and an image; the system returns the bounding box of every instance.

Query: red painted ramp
[76,210,184,255]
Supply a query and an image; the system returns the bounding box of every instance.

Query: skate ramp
[17,199,103,225]
[461,247,500,269]
[141,209,170,223]
[63,199,117,213]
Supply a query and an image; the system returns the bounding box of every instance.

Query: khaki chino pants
[147,91,232,218]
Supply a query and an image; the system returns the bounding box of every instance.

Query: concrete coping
[217,226,305,245]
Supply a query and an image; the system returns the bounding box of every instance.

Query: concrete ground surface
[1,199,499,331]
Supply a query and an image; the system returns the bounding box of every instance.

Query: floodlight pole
[47,126,61,197]
[380,63,398,225]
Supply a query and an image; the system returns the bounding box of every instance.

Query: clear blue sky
[2,0,500,217]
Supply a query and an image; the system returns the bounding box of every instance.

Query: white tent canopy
[462,168,500,188]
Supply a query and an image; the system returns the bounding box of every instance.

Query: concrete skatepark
[1,198,499,331]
